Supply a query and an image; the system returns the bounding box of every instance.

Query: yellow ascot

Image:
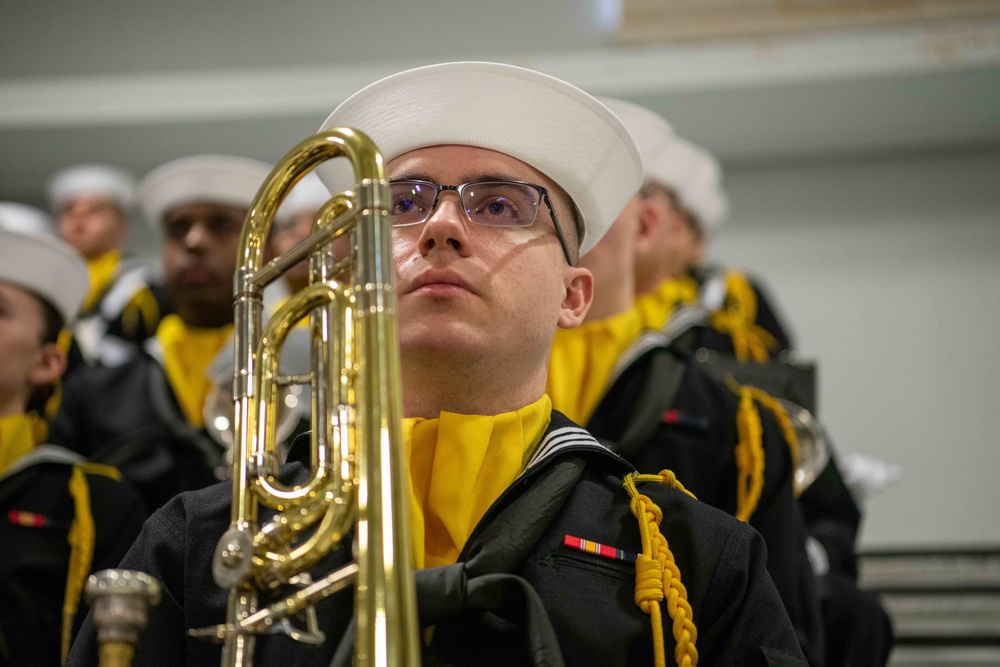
[155,315,232,427]
[0,413,37,477]
[634,276,700,331]
[403,394,552,569]
[83,250,122,311]
[546,306,643,426]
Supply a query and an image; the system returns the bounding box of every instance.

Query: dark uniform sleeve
[66,505,191,667]
[695,522,809,666]
[800,450,862,579]
[749,403,826,666]
[749,277,794,353]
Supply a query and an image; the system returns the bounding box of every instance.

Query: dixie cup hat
[0,201,56,237]
[0,227,89,325]
[315,61,643,257]
[48,163,138,212]
[136,155,279,227]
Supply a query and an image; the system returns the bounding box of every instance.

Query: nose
[182,221,210,254]
[416,191,472,258]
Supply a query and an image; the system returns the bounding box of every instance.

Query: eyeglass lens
[390,181,540,227]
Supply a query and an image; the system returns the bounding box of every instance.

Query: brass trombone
[187,128,419,666]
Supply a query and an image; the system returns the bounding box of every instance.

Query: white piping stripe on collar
[0,444,84,483]
[522,426,610,474]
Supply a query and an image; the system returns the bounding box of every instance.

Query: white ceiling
[2,1,999,212]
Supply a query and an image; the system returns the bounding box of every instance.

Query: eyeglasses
[389,179,574,264]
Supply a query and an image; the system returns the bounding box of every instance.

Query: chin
[399,324,483,360]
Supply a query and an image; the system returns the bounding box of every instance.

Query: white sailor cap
[599,98,675,177]
[647,136,728,240]
[47,163,138,212]
[601,99,728,239]
[0,227,89,325]
[316,61,643,257]
[136,155,277,228]
[0,201,56,237]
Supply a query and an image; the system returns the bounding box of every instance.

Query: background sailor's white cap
[599,98,728,239]
[278,171,331,219]
[137,155,276,228]
[599,98,675,176]
[0,201,56,237]
[647,136,728,240]
[316,61,643,257]
[47,163,137,212]
[0,227,89,324]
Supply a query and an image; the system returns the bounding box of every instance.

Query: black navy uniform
[586,338,825,666]
[49,343,224,513]
[67,412,807,667]
[0,446,145,667]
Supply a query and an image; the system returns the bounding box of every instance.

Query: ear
[634,198,660,256]
[27,343,67,390]
[557,266,593,329]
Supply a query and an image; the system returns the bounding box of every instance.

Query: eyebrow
[389,171,525,185]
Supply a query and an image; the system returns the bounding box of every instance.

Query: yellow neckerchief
[83,249,122,311]
[403,393,552,569]
[0,413,36,476]
[546,307,644,426]
[155,315,232,428]
[634,276,700,332]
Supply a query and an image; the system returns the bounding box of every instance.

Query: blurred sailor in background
[0,226,145,667]
[49,155,278,512]
[48,163,169,366]
[271,170,342,293]
[548,97,825,665]
[606,98,894,667]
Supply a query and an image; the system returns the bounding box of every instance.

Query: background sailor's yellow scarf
[633,276,699,331]
[0,413,36,476]
[403,394,551,569]
[83,250,122,311]
[155,315,232,427]
[546,307,643,426]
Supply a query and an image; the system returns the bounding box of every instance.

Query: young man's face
[635,185,702,286]
[161,202,245,328]
[58,195,127,260]
[387,144,591,366]
[0,281,62,415]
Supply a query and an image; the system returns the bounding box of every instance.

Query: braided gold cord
[745,387,800,495]
[709,271,776,362]
[62,465,96,664]
[624,471,699,667]
[726,379,765,522]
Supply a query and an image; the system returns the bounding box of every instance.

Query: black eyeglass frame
[388,179,575,265]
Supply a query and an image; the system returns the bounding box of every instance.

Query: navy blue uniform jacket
[67,412,806,666]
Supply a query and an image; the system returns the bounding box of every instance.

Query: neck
[175,309,234,330]
[0,398,27,419]
[635,264,675,297]
[402,353,548,419]
[286,275,309,294]
[585,270,635,322]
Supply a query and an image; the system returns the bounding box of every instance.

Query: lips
[406,269,476,296]
[177,265,213,285]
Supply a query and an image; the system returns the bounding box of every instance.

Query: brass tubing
[215,128,419,666]
[352,180,420,665]
[97,644,134,667]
